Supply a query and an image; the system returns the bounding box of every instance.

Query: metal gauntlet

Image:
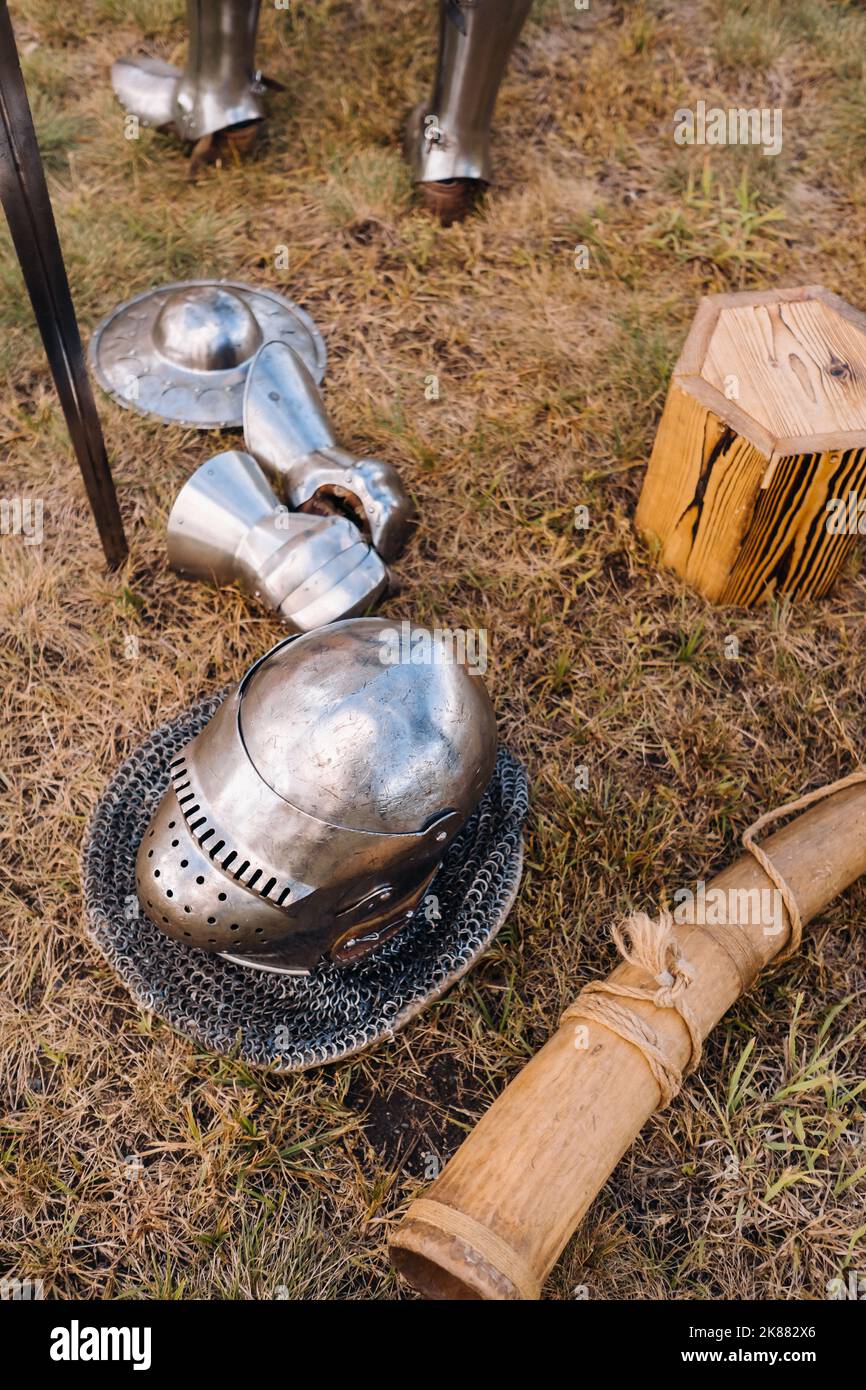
[244,341,414,564]
[166,450,388,632]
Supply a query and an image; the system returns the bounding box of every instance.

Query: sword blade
[0,1,127,567]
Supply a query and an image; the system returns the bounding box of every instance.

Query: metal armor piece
[135,618,499,974]
[110,56,181,133]
[111,0,266,143]
[167,450,388,630]
[409,0,533,190]
[89,280,326,429]
[86,692,527,1068]
[243,341,414,563]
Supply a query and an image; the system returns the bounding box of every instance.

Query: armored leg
[408,0,533,223]
[112,0,266,163]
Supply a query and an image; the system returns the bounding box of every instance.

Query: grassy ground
[2,0,866,1301]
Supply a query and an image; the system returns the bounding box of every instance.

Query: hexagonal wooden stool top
[636,285,866,606]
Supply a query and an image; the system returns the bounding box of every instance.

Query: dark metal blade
[0,1,127,567]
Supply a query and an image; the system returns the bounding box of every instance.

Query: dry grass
[1,0,866,1301]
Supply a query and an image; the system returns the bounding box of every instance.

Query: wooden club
[390,780,866,1299]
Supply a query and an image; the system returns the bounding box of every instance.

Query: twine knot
[562,908,702,1109]
[612,909,694,1006]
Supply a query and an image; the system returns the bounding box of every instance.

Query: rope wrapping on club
[562,770,866,1109]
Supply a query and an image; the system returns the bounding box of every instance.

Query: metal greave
[413,0,533,184]
[112,0,265,141]
[173,0,265,140]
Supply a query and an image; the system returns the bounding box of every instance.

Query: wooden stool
[636,286,866,605]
